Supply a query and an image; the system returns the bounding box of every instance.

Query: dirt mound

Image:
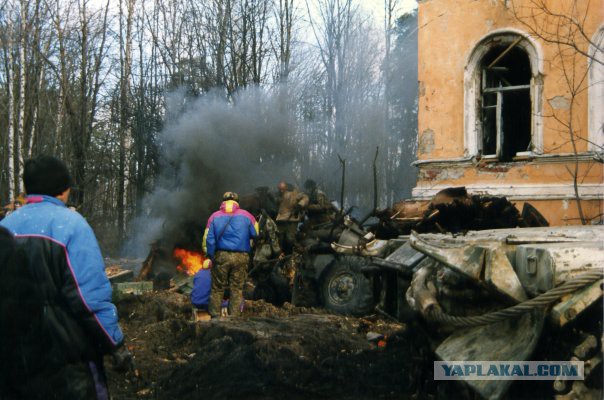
[107,292,433,399]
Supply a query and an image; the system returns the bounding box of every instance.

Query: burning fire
[173,248,210,276]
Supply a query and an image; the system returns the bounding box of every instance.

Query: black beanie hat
[24,155,72,196]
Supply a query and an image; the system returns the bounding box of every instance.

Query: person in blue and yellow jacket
[203,191,258,318]
[0,155,129,400]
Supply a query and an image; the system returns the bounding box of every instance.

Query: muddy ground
[105,291,436,400]
[103,291,604,400]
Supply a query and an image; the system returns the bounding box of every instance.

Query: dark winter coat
[0,195,123,399]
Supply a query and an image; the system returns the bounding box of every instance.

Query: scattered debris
[106,292,428,400]
[113,187,601,400]
[105,264,133,280]
[378,186,547,236]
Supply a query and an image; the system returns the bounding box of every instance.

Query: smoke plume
[127,87,299,255]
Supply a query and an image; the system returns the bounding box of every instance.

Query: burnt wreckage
[247,186,603,399]
[137,186,602,399]
[250,186,547,314]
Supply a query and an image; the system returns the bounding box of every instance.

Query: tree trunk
[118,0,136,242]
[7,25,16,201]
[17,0,27,194]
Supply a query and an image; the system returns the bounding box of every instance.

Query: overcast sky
[360,0,418,19]
[89,0,418,20]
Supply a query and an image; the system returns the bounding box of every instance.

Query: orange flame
[173,248,209,276]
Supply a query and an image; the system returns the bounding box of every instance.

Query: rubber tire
[320,256,375,316]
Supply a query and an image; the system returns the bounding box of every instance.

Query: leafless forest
[0,0,418,253]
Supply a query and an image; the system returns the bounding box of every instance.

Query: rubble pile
[107,293,432,400]
[380,187,546,236]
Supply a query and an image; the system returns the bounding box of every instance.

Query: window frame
[464,30,543,160]
[481,83,531,159]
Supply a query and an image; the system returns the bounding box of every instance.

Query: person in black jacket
[0,156,131,400]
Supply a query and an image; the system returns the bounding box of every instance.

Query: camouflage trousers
[278,251,302,288]
[291,258,319,307]
[209,251,250,318]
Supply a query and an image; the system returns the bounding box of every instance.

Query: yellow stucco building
[413,0,603,225]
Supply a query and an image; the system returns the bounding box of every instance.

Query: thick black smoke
[126,11,419,257]
[128,87,299,255]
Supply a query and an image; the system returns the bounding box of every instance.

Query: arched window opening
[479,43,532,161]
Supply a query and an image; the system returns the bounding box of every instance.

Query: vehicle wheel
[320,256,375,316]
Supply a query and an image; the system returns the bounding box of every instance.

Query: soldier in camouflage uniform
[253,210,281,265]
[275,181,308,254]
[203,192,258,318]
[256,209,302,289]
[301,179,337,242]
[303,179,335,228]
[290,180,338,306]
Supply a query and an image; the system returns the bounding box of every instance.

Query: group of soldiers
[191,178,337,318]
[255,179,336,253]
[276,180,334,250]
[252,179,337,295]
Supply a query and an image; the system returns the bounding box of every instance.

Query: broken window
[479,40,532,161]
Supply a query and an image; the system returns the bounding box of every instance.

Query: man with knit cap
[0,155,128,400]
[203,191,259,318]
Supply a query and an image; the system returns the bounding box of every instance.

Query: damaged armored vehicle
[398,226,602,399]
[294,218,603,399]
[250,185,603,399]
[287,220,603,398]
[258,187,552,316]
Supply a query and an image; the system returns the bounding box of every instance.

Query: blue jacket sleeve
[249,219,258,239]
[204,220,216,258]
[64,216,124,349]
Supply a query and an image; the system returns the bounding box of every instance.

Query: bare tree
[213,0,231,91]
[116,0,136,241]
[511,0,603,224]
[4,2,17,200]
[15,0,27,194]
[0,0,417,252]
[382,9,418,203]
[275,0,294,83]
[0,0,50,197]
[306,0,357,154]
[28,0,54,159]
[511,0,603,67]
